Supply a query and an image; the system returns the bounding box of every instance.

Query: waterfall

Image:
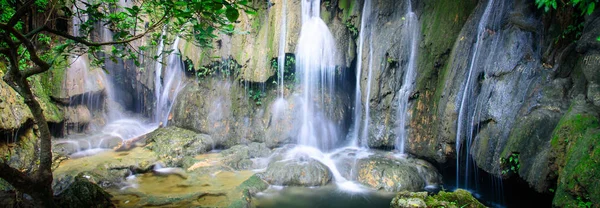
[154,28,167,123]
[295,0,338,150]
[395,0,420,154]
[455,0,495,188]
[155,37,186,126]
[271,0,289,124]
[278,0,287,98]
[350,0,372,148]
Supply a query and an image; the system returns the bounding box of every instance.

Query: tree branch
[25,26,45,38]
[0,162,31,191]
[0,23,51,77]
[7,0,35,27]
[44,15,167,47]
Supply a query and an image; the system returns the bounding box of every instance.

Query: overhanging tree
[0,0,253,206]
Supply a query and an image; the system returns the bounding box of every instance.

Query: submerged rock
[145,126,213,167]
[390,189,486,208]
[260,158,332,186]
[53,174,114,208]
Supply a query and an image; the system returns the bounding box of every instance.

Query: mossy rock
[220,142,271,170]
[230,174,269,208]
[390,189,486,208]
[145,126,213,167]
[53,174,114,208]
[550,99,600,207]
[260,158,332,186]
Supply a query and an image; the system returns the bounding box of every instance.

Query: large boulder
[260,158,332,186]
[332,149,441,192]
[145,126,213,167]
[355,152,441,192]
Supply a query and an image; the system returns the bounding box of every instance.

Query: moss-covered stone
[145,126,213,167]
[220,142,271,170]
[260,158,332,186]
[53,174,114,208]
[550,99,600,207]
[230,174,269,208]
[390,189,486,208]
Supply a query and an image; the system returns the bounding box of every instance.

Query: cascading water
[361,24,375,148]
[295,0,337,150]
[277,0,287,99]
[395,1,420,154]
[154,27,167,123]
[350,0,372,148]
[155,37,186,126]
[59,2,158,156]
[271,0,288,122]
[455,0,495,188]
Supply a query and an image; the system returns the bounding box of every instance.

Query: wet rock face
[171,78,351,149]
[53,174,114,208]
[260,158,332,186]
[145,127,213,167]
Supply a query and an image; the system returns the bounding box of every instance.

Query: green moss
[424,0,478,105]
[337,0,356,22]
[391,189,486,208]
[425,189,486,208]
[229,174,269,208]
[551,113,598,147]
[31,75,64,123]
[550,107,600,207]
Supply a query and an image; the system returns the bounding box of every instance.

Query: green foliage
[0,0,255,80]
[271,54,297,84]
[344,17,359,38]
[536,0,598,15]
[248,88,265,105]
[196,58,241,79]
[535,0,600,42]
[577,196,593,208]
[500,153,520,175]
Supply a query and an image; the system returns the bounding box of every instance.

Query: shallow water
[254,185,395,208]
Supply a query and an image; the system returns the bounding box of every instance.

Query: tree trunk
[2,49,57,208]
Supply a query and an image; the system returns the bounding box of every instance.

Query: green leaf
[596,36,600,41]
[588,2,595,15]
[226,6,240,22]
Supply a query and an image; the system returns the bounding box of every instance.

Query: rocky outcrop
[356,0,478,150]
[390,189,486,208]
[170,77,351,148]
[549,97,600,207]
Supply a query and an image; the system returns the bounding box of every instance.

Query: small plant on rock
[500,153,520,175]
